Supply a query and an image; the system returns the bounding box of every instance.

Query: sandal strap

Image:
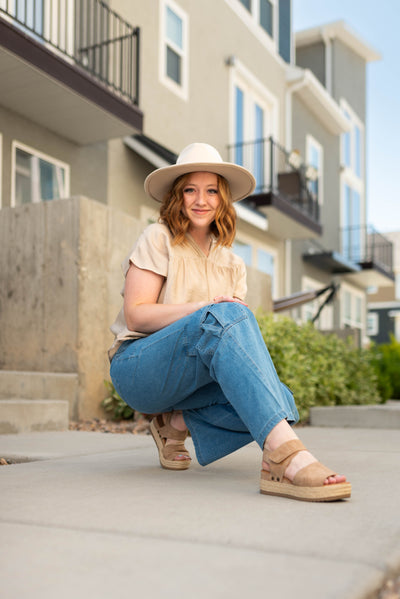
[154,413,188,442]
[163,443,191,461]
[293,462,337,487]
[263,439,307,483]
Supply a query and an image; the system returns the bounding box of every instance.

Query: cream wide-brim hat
[144,143,256,203]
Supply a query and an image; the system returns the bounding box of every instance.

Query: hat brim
[144,162,256,203]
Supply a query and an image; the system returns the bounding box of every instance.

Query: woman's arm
[124,263,208,334]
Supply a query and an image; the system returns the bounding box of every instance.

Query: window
[1,0,44,36]
[257,248,276,295]
[166,7,183,84]
[233,235,279,297]
[340,100,364,180]
[15,0,43,35]
[341,284,365,331]
[354,124,361,177]
[160,0,188,99]
[12,142,69,206]
[229,62,278,193]
[340,102,364,264]
[235,86,245,166]
[306,135,323,205]
[235,0,277,42]
[278,0,291,63]
[367,312,379,337]
[1,1,74,54]
[234,83,269,191]
[233,239,252,265]
[259,0,273,36]
[342,109,351,168]
[342,183,362,262]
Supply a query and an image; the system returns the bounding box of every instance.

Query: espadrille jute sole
[260,473,352,502]
[261,439,351,502]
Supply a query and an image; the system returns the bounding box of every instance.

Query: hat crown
[176,143,223,166]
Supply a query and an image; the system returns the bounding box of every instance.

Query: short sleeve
[233,258,247,301]
[122,223,170,278]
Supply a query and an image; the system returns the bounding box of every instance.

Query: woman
[109,143,351,502]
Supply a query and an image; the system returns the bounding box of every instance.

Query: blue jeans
[110,303,299,466]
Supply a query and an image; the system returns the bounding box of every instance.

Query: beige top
[108,223,247,359]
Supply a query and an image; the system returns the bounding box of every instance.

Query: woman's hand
[213,296,248,307]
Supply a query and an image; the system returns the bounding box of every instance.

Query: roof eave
[287,68,351,135]
[295,20,381,63]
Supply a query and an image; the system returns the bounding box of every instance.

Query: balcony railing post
[135,27,140,106]
[269,136,274,193]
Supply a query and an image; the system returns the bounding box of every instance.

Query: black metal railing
[227,136,320,222]
[0,0,139,104]
[340,224,393,274]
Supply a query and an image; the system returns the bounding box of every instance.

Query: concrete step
[0,371,78,420]
[0,399,69,434]
[310,401,400,429]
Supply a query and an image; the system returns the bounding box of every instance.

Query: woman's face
[181,172,220,233]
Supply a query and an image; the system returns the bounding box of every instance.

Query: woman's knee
[207,301,252,327]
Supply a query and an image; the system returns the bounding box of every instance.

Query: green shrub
[102,380,135,420]
[256,311,380,422]
[369,335,400,400]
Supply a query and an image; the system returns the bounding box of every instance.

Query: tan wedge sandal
[260,439,351,502]
[150,413,191,471]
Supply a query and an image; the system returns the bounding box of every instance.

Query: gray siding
[295,42,326,87]
[332,39,366,120]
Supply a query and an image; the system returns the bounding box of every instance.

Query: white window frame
[340,282,365,332]
[301,275,333,331]
[11,141,70,207]
[225,0,278,55]
[233,230,280,298]
[306,134,324,206]
[159,0,189,101]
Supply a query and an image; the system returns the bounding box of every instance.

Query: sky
[292,0,400,234]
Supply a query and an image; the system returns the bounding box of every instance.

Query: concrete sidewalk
[1,426,400,599]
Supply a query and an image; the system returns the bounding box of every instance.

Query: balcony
[227,137,322,239]
[303,225,395,288]
[341,225,394,287]
[0,0,143,144]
